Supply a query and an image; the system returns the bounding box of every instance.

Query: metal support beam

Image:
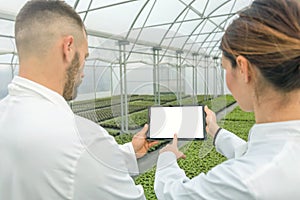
[176,50,184,105]
[153,46,162,105]
[192,53,199,104]
[221,68,225,95]
[118,40,129,133]
[10,53,16,79]
[213,56,218,98]
[110,64,113,98]
[92,60,97,101]
[204,55,210,101]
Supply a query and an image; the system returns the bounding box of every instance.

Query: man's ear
[62,36,74,63]
[236,55,251,83]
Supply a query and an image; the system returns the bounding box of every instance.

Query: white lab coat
[155,120,300,200]
[0,76,145,200]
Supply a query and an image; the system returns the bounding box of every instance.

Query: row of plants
[70,94,145,113]
[71,93,195,114]
[202,94,236,113]
[223,106,256,122]
[73,94,219,123]
[100,95,235,131]
[99,96,194,130]
[162,95,215,106]
[74,94,237,156]
[70,96,118,113]
[100,109,148,130]
[76,100,156,123]
[134,106,255,199]
[135,94,178,104]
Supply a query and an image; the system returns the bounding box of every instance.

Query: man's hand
[132,124,159,159]
[159,134,186,159]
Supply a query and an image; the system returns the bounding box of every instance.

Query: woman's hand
[159,134,186,159]
[204,106,220,138]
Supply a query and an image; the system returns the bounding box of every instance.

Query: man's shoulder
[73,114,127,169]
[74,114,116,147]
[74,114,107,132]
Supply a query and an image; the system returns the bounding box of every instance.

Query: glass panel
[65,0,77,8]
[0,64,12,99]
[0,54,14,65]
[0,19,14,36]
[0,38,15,53]
[75,0,91,13]
[0,0,25,13]
[133,0,156,28]
[204,0,230,16]
[176,20,203,36]
[84,1,144,35]
[90,0,140,10]
[145,0,185,26]
[129,24,169,44]
[192,0,209,15]
[232,0,253,13]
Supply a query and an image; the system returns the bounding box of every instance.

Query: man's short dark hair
[15,0,85,59]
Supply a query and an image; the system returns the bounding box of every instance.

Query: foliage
[71,95,145,113]
[135,167,157,200]
[105,128,120,137]
[114,133,134,145]
[100,95,236,130]
[100,109,149,130]
[223,106,255,122]
[203,94,236,113]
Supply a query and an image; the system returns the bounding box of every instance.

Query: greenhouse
[1,0,253,199]
[0,0,252,130]
[5,0,299,200]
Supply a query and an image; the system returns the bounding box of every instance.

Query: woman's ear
[62,36,74,63]
[236,55,251,83]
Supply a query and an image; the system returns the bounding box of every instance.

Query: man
[0,1,156,199]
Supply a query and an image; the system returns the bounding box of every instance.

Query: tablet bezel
[147,105,207,140]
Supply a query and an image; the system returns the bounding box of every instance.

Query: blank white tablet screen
[149,106,205,139]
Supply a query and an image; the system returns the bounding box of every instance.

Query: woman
[154,0,300,199]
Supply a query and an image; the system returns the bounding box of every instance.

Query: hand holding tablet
[147,105,207,140]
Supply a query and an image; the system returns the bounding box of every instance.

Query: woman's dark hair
[220,0,300,92]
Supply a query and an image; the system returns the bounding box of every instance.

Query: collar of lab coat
[249,120,300,141]
[8,76,73,114]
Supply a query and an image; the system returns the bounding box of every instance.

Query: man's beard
[63,52,81,101]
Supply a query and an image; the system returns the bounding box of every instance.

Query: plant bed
[100,109,148,130]
[100,95,236,130]
[223,106,255,122]
[105,128,121,137]
[202,94,236,113]
[71,95,147,113]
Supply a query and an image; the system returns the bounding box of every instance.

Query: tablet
[147,105,206,140]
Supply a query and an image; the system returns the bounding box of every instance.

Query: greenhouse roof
[0,0,252,67]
